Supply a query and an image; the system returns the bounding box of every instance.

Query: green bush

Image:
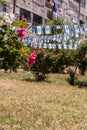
[31,49,53,81]
[75,43,87,75]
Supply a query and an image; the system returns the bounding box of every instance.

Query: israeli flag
[75,33,80,38]
[47,36,51,41]
[67,34,70,40]
[48,44,53,49]
[62,40,67,49]
[52,35,56,41]
[68,40,73,49]
[83,24,87,32]
[68,44,72,49]
[57,34,62,42]
[34,42,38,48]
[52,44,56,49]
[32,38,37,45]
[39,37,44,44]
[36,26,43,35]
[46,36,50,42]
[56,35,60,42]
[27,24,32,33]
[39,43,43,48]
[58,44,62,49]
[59,34,62,42]
[71,32,74,37]
[23,36,32,46]
[64,33,67,41]
[77,40,81,45]
[43,43,47,48]
[50,36,53,41]
[80,27,84,35]
[43,36,47,42]
[73,41,77,49]
[74,25,80,34]
[44,26,52,34]
[64,25,70,34]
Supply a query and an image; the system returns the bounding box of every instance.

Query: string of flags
[0,12,87,49]
[23,23,87,49]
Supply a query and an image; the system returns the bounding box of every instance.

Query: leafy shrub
[75,43,87,75]
[31,49,53,81]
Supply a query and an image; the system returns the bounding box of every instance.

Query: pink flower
[16,27,26,40]
[27,52,37,65]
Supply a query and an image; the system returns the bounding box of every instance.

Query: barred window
[74,0,86,7]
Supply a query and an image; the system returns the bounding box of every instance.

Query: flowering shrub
[31,49,53,81]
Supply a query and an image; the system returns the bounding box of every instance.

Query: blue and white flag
[35,26,43,35]
[58,44,62,49]
[48,44,53,49]
[68,40,73,49]
[64,25,70,34]
[44,26,52,34]
[52,35,56,41]
[43,36,47,42]
[27,23,32,33]
[71,32,74,37]
[62,40,67,49]
[52,44,56,49]
[74,25,80,34]
[83,24,87,32]
[64,33,70,41]
[46,36,50,42]
[75,33,80,38]
[34,42,38,48]
[56,35,60,42]
[39,37,44,44]
[39,42,43,48]
[43,43,47,48]
[64,33,67,41]
[73,41,77,49]
[23,36,32,46]
[80,27,84,35]
[59,34,62,42]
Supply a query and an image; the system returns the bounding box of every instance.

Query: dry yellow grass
[0,72,87,130]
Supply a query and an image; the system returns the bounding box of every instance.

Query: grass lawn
[0,71,87,130]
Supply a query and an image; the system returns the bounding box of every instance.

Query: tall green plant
[75,43,87,75]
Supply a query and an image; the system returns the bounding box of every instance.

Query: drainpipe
[13,0,16,14]
[79,0,80,18]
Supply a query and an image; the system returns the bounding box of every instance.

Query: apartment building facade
[0,0,87,25]
[3,0,53,25]
[62,0,87,23]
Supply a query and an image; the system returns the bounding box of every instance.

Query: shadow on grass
[22,77,36,82]
[77,81,87,88]
[22,77,51,83]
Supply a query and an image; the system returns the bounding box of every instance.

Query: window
[0,3,6,12]
[74,0,86,7]
[80,0,86,7]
